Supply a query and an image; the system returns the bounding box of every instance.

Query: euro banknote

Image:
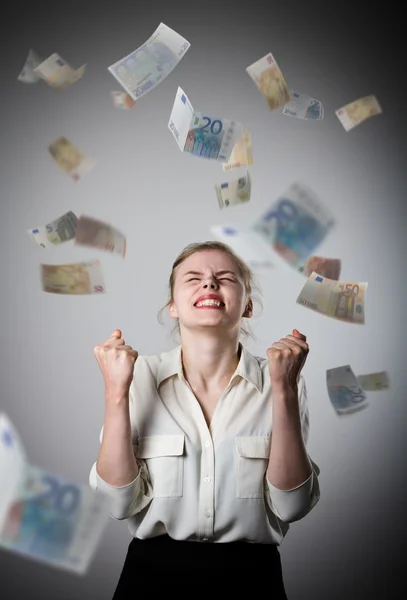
[246,52,290,111]
[27,211,78,248]
[18,49,44,84]
[357,371,389,391]
[301,256,341,280]
[0,414,26,538]
[216,172,252,209]
[75,215,126,257]
[222,128,253,171]
[33,53,86,90]
[282,91,324,120]
[48,137,96,182]
[335,95,382,131]
[210,224,274,269]
[111,91,135,109]
[168,86,241,162]
[108,22,190,101]
[296,271,368,324]
[251,182,335,271]
[41,259,106,295]
[0,463,110,574]
[326,365,368,415]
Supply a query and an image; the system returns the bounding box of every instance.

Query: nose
[203,277,218,289]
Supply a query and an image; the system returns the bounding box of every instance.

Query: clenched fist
[266,329,309,391]
[93,329,138,398]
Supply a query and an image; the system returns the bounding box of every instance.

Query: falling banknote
[41,259,106,295]
[33,53,86,90]
[210,224,274,269]
[110,91,135,109]
[168,86,241,162]
[216,172,252,209]
[0,414,26,538]
[27,211,78,248]
[17,49,44,84]
[326,365,368,415]
[251,182,335,271]
[335,95,382,131]
[296,271,368,324]
[357,371,390,391]
[0,461,110,574]
[48,137,96,182]
[246,52,291,111]
[222,128,253,171]
[108,22,190,100]
[301,256,341,280]
[74,215,126,257]
[282,91,324,120]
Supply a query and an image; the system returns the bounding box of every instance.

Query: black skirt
[112,534,288,598]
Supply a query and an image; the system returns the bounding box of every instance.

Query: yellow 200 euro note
[357,371,390,391]
[246,52,290,111]
[41,260,106,295]
[296,271,368,324]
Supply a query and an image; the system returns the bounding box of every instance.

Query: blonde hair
[157,241,263,344]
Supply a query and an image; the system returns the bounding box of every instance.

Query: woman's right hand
[93,329,138,398]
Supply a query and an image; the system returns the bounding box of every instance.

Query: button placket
[199,432,214,540]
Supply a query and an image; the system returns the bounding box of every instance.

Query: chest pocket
[235,436,271,498]
[137,434,185,498]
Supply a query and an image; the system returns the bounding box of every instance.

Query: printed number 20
[199,117,222,135]
[37,475,80,516]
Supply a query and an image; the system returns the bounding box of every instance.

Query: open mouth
[194,301,225,309]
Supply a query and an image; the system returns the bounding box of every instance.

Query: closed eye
[187,278,235,282]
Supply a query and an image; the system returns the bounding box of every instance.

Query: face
[169,250,253,336]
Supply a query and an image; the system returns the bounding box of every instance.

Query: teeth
[196,300,222,307]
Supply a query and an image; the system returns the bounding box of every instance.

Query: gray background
[0,1,406,598]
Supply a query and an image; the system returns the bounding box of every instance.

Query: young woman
[89,241,320,597]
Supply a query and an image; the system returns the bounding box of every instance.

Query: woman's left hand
[266,329,309,391]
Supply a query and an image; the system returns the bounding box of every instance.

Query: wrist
[271,380,298,398]
[105,388,130,407]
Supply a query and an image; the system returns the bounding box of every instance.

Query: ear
[169,300,178,319]
[242,298,253,318]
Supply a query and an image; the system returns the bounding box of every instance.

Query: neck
[180,330,241,391]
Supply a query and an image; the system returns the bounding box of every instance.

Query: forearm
[267,385,312,490]
[96,393,139,487]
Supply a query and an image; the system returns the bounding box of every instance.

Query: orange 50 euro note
[246,52,290,111]
[41,260,106,295]
[296,271,368,324]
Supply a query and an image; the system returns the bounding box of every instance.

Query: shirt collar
[157,343,263,393]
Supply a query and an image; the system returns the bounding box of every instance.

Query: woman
[89,240,320,597]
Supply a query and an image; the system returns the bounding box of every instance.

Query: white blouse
[89,343,320,544]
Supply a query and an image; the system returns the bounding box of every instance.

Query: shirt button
[205,441,211,448]
[205,511,211,518]
[204,477,211,483]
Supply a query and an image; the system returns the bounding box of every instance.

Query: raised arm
[90,330,152,519]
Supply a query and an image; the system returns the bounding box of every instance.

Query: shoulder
[131,345,180,387]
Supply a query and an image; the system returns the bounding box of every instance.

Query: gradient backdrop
[0,1,406,598]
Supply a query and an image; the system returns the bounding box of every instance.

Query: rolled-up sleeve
[264,376,321,523]
[265,458,320,522]
[89,460,153,520]
[89,416,153,520]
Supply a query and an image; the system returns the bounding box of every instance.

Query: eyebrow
[182,270,237,278]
